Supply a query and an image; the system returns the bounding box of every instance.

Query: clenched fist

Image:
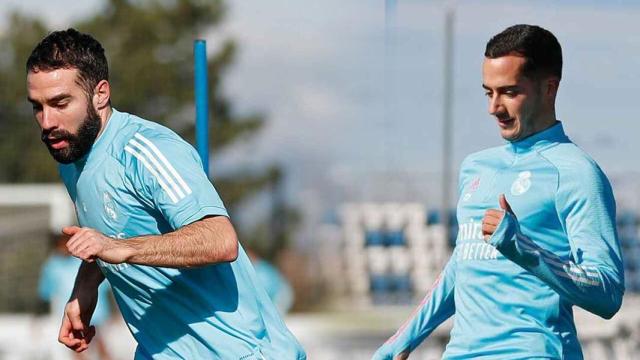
[58,296,96,352]
[482,194,516,241]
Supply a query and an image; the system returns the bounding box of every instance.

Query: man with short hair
[26,28,306,359]
[373,24,624,359]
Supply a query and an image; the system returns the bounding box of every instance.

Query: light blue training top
[59,109,306,360]
[374,122,624,359]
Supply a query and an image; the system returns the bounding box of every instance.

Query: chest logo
[463,177,480,202]
[103,192,118,221]
[511,171,532,196]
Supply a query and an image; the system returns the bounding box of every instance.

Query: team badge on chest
[103,192,119,221]
[511,171,532,196]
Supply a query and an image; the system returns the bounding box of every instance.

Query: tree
[0,0,293,256]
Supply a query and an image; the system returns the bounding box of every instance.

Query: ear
[93,79,111,110]
[545,77,560,99]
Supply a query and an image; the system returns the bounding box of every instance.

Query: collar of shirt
[507,121,570,155]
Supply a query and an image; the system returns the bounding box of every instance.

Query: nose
[488,94,501,115]
[39,106,58,132]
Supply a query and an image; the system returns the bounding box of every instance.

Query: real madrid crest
[103,192,118,221]
[511,171,532,196]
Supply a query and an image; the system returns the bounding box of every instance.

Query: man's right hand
[58,294,97,352]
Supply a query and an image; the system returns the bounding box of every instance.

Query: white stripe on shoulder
[133,133,192,195]
[128,138,186,199]
[124,145,179,204]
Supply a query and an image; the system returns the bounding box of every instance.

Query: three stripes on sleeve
[124,133,192,204]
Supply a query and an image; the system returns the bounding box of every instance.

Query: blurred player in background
[26,28,306,359]
[374,24,624,359]
[246,248,294,314]
[38,232,113,360]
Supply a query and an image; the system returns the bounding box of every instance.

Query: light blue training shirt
[59,109,306,360]
[374,122,624,359]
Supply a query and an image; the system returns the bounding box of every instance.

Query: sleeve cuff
[172,205,229,229]
[488,211,518,249]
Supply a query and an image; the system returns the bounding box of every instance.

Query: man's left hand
[482,194,516,241]
[63,226,130,264]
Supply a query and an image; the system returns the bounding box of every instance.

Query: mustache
[495,112,512,121]
[41,129,74,143]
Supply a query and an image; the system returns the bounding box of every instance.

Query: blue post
[194,39,209,175]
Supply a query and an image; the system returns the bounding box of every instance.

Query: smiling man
[373,24,624,359]
[26,28,306,359]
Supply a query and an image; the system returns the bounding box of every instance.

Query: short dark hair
[485,24,562,80]
[26,28,109,96]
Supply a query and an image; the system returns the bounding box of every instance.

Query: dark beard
[42,105,102,164]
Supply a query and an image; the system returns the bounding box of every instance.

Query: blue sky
[217,0,640,210]
[3,0,640,211]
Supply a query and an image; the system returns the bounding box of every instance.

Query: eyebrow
[27,93,72,105]
[482,84,519,91]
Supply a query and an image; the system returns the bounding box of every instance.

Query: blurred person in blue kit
[38,232,113,360]
[374,24,624,359]
[246,248,294,314]
[26,28,305,359]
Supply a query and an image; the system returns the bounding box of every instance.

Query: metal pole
[194,39,210,175]
[441,5,455,240]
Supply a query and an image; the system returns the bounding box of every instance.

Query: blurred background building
[1,0,640,359]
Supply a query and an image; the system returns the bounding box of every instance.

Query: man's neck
[96,106,113,139]
[533,118,558,135]
[532,108,558,134]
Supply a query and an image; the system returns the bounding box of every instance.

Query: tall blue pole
[194,39,209,175]
[442,4,455,240]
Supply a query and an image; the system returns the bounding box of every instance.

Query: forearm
[121,215,238,268]
[490,213,624,319]
[374,261,456,360]
[71,261,105,298]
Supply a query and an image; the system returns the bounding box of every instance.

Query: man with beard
[26,28,306,359]
[374,24,624,359]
